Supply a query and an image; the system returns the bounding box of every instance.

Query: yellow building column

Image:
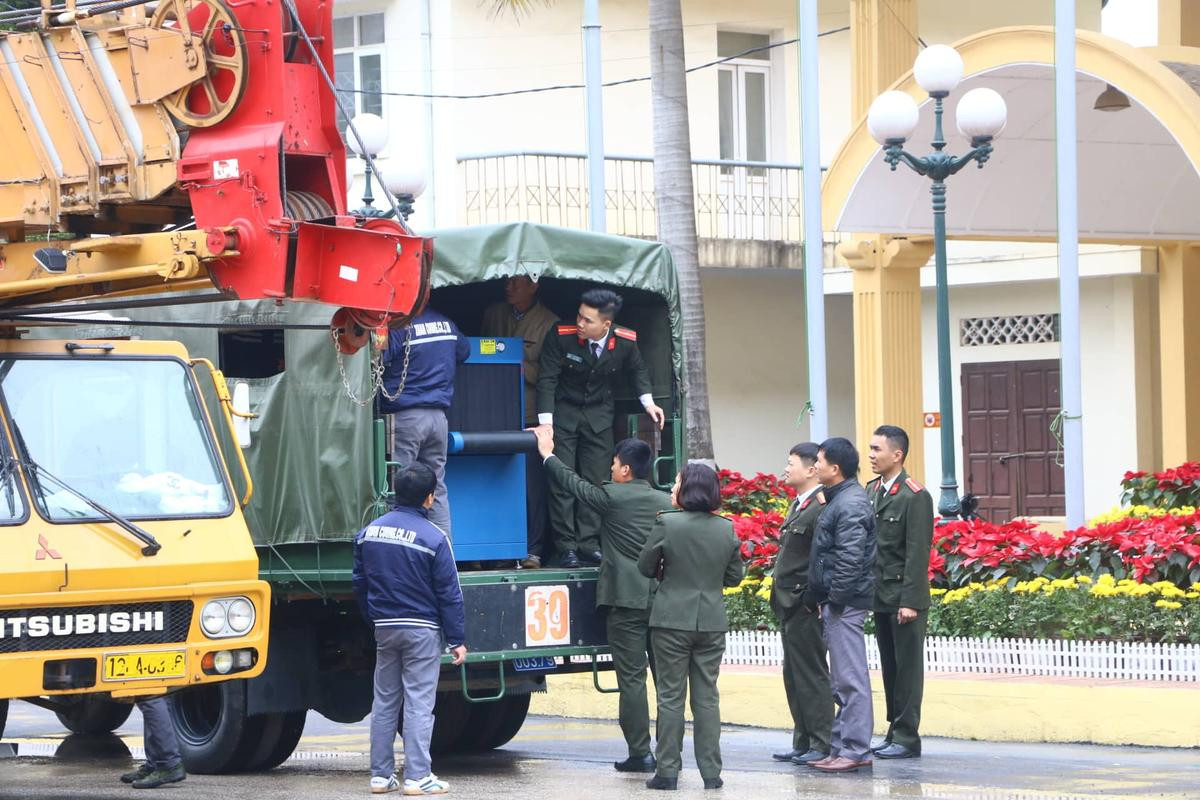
[851,0,920,120]
[839,235,933,475]
[1157,243,1200,466]
[1159,0,1200,47]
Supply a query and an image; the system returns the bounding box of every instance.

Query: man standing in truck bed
[536,288,665,569]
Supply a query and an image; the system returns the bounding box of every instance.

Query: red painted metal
[176,0,429,318]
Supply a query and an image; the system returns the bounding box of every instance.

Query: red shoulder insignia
[905,477,924,493]
[557,324,579,336]
[816,491,827,505]
[614,326,638,342]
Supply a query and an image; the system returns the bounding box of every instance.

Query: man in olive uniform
[866,425,934,760]
[537,288,665,568]
[535,428,673,772]
[769,443,834,766]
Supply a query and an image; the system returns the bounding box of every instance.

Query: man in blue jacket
[354,464,468,795]
[378,307,470,535]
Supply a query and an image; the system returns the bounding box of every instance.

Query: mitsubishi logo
[35,534,61,561]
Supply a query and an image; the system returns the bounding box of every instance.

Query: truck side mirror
[232,381,252,449]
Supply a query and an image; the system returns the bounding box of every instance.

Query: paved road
[1,702,1197,799]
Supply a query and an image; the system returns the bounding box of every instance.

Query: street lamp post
[866,45,1008,519]
[345,113,427,221]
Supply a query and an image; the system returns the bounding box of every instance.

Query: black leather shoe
[645,776,678,790]
[561,550,581,568]
[703,777,723,790]
[874,743,919,759]
[772,749,804,762]
[869,737,891,753]
[580,549,603,565]
[614,754,656,773]
[790,749,830,765]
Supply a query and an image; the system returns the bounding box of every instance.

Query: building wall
[917,271,1158,519]
[701,270,855,474]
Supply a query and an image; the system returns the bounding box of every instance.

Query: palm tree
[490,0,715,460]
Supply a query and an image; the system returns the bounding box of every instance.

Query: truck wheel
[0,699,8,738]
[54,696,134,735]
[243,710,307,771]
[170,681,267,774]
[470,693,531,751]
[428,691,472,755]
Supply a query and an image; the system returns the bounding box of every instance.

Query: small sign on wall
[923,412,941,429]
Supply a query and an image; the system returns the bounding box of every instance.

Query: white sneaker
[403,774,449,795]
[370,774,400,794]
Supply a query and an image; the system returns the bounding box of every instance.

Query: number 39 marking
[525,585,570,647]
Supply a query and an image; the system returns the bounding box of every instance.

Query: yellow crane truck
[0,0,430,739]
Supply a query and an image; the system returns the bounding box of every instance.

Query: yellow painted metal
[0,337,270,699]
[0,230,231,304]
[0,11,212,234]
[190,358,255,508]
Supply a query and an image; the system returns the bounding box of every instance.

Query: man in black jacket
[802,437,877,774]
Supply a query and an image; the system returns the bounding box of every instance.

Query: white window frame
[333,13,387,131]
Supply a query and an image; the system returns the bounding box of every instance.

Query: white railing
[457,150,811,242]
[723,631,1200,682]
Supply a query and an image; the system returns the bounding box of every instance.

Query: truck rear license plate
[512,656,556,673]
[103,650,186,681]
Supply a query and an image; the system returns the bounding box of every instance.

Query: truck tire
[170,681,267,774]
[0,699,8,738]
[54,696,133,735]
[465,693,530,751]
[243,710,307,771]
[428,691,472,755]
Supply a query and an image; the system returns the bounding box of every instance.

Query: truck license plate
[512,656,557,673]
[103,650,186,681]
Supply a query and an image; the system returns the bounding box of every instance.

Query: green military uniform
[637,511,743,781]
[769,488,833,756]
[537,323,653,556]
[543,454,674,758]
[867,469,934,753]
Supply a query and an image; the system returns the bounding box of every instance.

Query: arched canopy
[823,27,1200,243]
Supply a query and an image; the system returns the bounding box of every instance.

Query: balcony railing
[458,151,810,242]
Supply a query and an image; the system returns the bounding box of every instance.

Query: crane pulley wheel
[150,0,248,128]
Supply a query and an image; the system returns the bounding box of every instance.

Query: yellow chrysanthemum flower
[1155,600,1183,610]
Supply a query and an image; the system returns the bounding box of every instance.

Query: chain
[334,325,412,407]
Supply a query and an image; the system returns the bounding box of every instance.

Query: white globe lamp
[379,159,428,200]
[913,44,964,97]
[867,90,920,145]
[346,113,388,157]
[955,87,1007,142]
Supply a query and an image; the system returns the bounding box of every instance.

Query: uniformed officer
[537,288,665,568]
[637,465,743,791]
[534,428,673,772]
[866,425,934,760]
[769,443,834,767]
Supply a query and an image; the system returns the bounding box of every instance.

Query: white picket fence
[723,631,1200,682]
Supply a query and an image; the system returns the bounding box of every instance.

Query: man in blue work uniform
[354,463,467,795]
[378,307,469,536]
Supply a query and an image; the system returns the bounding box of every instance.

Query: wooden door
[961,360,1066,520]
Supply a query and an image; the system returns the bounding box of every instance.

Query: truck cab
[0,338,269,738]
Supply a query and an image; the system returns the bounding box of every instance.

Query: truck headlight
[199,597,256,639]
[200,602,228,636]
[226,598,255,634]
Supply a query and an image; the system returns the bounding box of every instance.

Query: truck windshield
[0,358,233,522]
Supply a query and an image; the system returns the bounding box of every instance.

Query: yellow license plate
[103,650,186,681]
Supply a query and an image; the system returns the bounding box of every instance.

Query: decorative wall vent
[959,314,1060,347]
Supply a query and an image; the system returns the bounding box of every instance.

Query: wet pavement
[1,702,1197,799]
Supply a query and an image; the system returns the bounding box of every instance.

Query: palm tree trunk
[649,0,713,460]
